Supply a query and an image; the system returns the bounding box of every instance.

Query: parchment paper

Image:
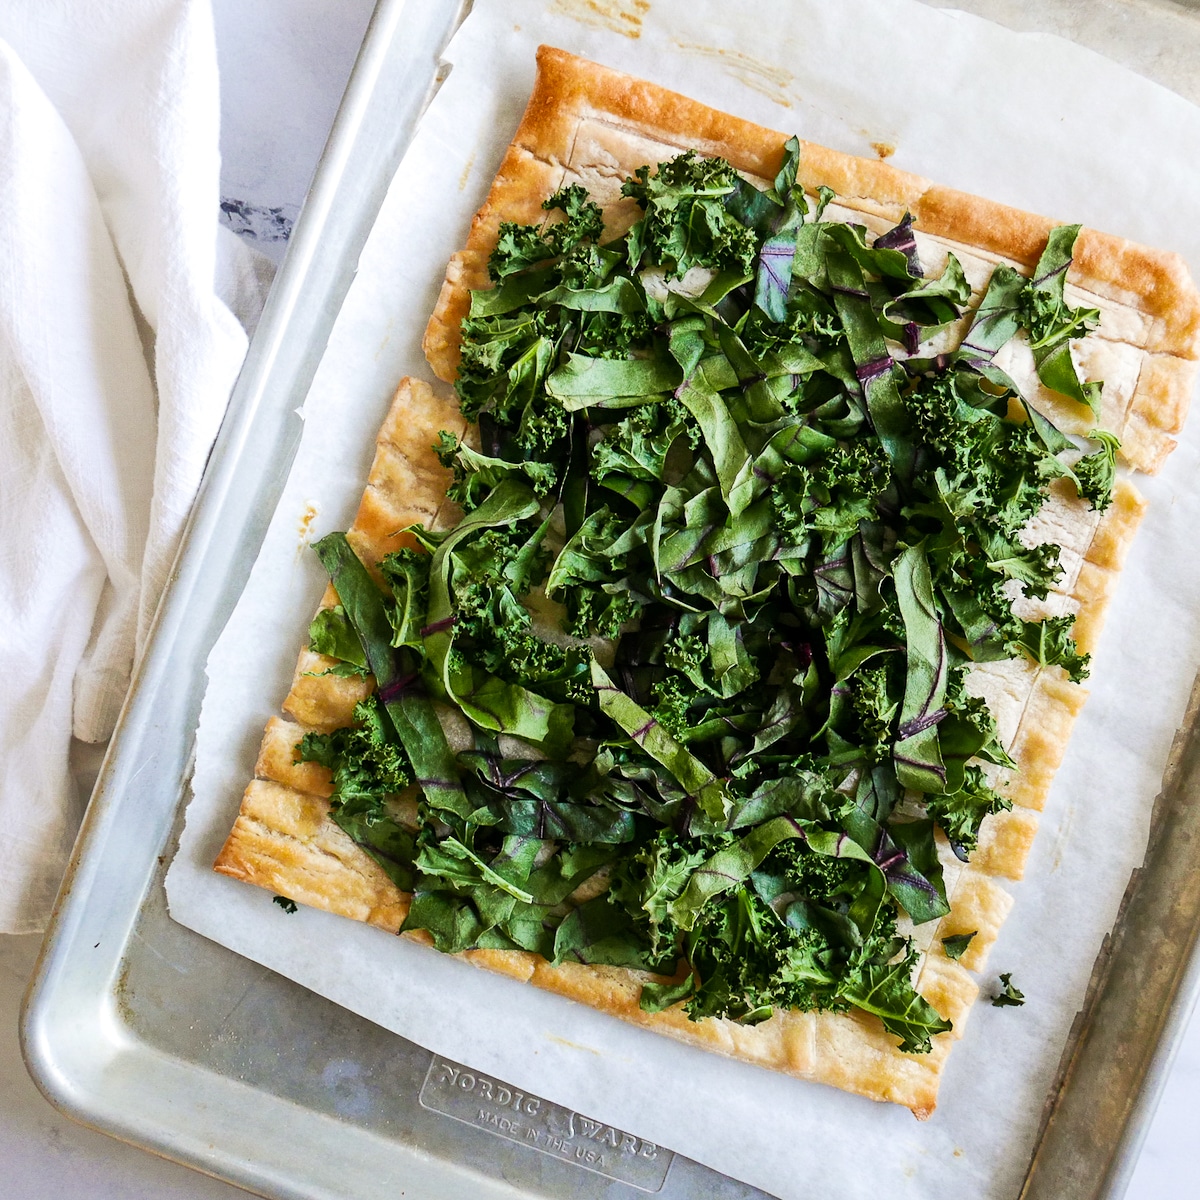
[166,2,1200,1196]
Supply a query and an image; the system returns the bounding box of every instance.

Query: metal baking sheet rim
[18,1,1200,1198]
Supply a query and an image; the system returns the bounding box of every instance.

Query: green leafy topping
[299,696,412,799]
[1073,429,1120,511]
[1020,225,1103,416]
[621,151,758,278]
[992,972,1026,1007]
[941,931,976,961]
[298,146,1110,1054]
[1010,615,1091,684]
[842,955,953,1053]
[307,605,370,676]
[297,695,417,891]
[926,764,1012,858]
[490,185,606,280]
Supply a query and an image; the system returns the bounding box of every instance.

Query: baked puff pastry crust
[216,46,1198,1119]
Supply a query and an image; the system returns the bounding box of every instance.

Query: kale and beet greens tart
[214,48,1199,1119]
[290,137,1121,1060]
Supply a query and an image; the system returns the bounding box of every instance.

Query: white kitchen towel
[0,0,263,933]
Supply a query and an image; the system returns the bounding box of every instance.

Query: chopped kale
[301,146,1111,1053]
[621,150,758,278]
[1019,224,1103,416]
[1073,429,1121,512]
[992,972,1026,1007]
[941,931,977,961]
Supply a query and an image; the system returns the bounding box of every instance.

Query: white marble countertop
[3,1,1199,1196]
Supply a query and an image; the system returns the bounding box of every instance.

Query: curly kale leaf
[992,971,1026,1007]
[436,429,559,511]
[622,836,879,1024]
[772,437,888,550]
[685,888,833,1025]
[542,185,606,254]
[1021,225,1101,349]
[590,399,700,485]
[299,695,411,799]
[925,764,1012,859]
[905,368,1053,539]
[608,829,710,958]
[667,840,942,1050]
[1073,429,1120,511]
[1010,614,1091,683]
[546,506,645,638]
[842,952,952,1053]
[621,150,758,279]
[489,184,605,280]
[850,663,901,754]
[447,517,590,700]
[297,696,417,890]
[379,547,430,651]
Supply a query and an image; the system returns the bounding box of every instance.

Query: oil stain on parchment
[458,151,476,191]
[374,316,396,363]
[547,1034,602,1055]
[871,140,896,160]
[297,502,319,559]
[673,41,794,108]
[551,0,650,39]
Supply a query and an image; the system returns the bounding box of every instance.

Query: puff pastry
[215,46,1199,1118]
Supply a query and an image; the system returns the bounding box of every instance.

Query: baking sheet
[166,2,1200,1197]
